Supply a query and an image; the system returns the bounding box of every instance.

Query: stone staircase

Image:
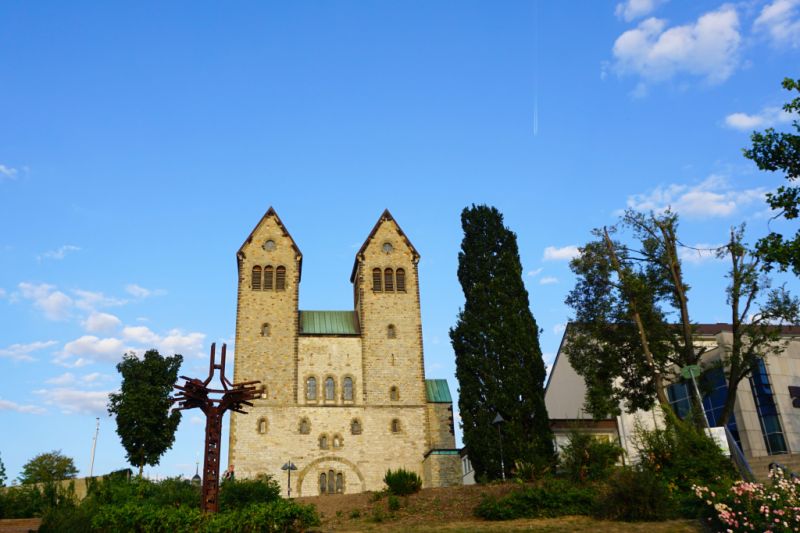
[747,453,800,482]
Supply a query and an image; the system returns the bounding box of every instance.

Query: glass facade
[750,359,788,455]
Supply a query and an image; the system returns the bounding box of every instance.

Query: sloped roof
[425,379,453,403]
[299,311,360,335]
[350,209,420,283]
[238,207,303,280]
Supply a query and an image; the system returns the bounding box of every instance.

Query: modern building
[228,208,461,495]
[545,323,800,476]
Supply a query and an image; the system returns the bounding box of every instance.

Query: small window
[351,418,362,435]
[257,417,267,434]
[325,377,335,401]
[261,323,270,337]
[327,469,335,494]
[372,268,382,292]
[319,473,327,494]
[396,268,406,291]
[306,377,317,401]
[336,473,344,493]
[390,386,399,401]
[276,266,286,290]
[299,418,310,435]
[384,268,394,292]
[319,434,328,449]
[264,266,274,290]
[258,384,267,399]
[343,377,353,401]
[251,266,262,290]
[391,419,401,433]
[332,434,342,448]
[387,324,396,339]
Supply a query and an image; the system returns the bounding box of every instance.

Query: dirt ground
[296,484,704,532]
[0,519,41,533]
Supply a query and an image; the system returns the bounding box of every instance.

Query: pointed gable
[350,209,420,282]
[238,207,303,279]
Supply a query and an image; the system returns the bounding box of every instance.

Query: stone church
[228,208,461,496]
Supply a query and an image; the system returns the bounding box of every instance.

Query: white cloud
[38,245,80,262]
[19,282,73,320]
[724,106,794,130]
[540,276,559,285]
[159,329,205,357]
[45,372,109,386]
[543,245,580,261]
[0,397,45,414]
[0,288,7,298]
[125,284,166,299]
[679,243,725,264]
[122,326,161,345]
[553,323,567,335]
[615,0,667,22]
[624,175,765,218]
[35,388,110,415]
[72,289,126,311]
[82,312,122,334]
[190,415,204,426]
[46,372,77,385]
[0,164,19,182]
[527,268,543,277]
[612,5,741,86]
[62,335,126,361]
[0,340,57,361]
[754,0,800,48]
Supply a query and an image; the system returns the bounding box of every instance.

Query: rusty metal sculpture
[172,342,260,513]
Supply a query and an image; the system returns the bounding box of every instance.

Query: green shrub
[218,475,281,511]
[387,494,400,511]
[349,509,361,519]
[475,478,596,520]
[383,468,422,496]
[205,500,320,533]
[90,502,202,532]
[559,431,623,483]
[593,468,674,521]
[0,481,76,519]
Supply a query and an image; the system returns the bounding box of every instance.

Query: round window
[263,240,276,251]
[382,242,393,254]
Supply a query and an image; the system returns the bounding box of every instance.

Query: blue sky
[1,0,799,482]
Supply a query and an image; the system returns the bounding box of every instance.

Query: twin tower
[229,208,460,496]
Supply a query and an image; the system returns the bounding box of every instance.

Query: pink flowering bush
[695,470,800,532]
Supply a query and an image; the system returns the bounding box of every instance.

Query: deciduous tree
[108,349,182,477]
[18,450,77,484]
[450,205,553,481]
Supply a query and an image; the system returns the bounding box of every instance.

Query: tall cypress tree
[450,205,554,481]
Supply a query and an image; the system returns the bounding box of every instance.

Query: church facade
[228,208,461,496]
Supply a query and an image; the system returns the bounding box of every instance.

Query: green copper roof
[299,311,360,335]
[425,379,453,403]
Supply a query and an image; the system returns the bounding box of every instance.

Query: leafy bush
[0,481,76,519]
[593,468,674,521]
[475,478,596,520]
[387,494,400,511]
[695,470,800,532]
[559,431,622,483]
[218,475,281,510]
[383,468,422,496]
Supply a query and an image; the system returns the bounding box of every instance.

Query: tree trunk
[603,228,669,407]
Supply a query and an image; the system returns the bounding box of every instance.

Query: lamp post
[492,413,506,482]
[281,461,298,498]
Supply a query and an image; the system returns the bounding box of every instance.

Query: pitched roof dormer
[350,209,419,283]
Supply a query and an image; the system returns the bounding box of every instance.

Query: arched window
[391,419,401,433]
[275,266,286,290]
[336,473,344,493]
[299,418,310,435]
[306,377,317,401]
[327,469,335,494]
[257,417,267,434]
[325,377,335,401]
[261,323,270,337]
[251,266,262,290]
[384,268,394,292]
[396,268,406,291]
[387,324,396,339]
[372,268,382,292]
[390,386,399,401]
[343,377,353,401]
[332,434,342,448]
[319,434,328,449]
[264,266,274,290]
[319,473,327,494]
[351,418,362,435]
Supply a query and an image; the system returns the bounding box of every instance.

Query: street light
[492,413,506,482]
[281,461,298,498]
